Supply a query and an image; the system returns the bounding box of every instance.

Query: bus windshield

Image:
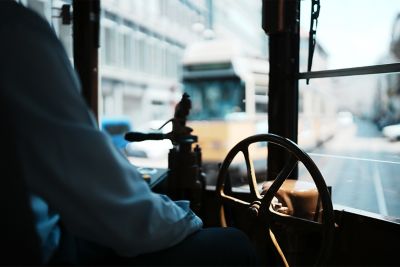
[184,77,245,120]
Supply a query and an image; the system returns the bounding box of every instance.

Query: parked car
[100,116,133,151]
[382,123,400,141]
[337,111,354,126]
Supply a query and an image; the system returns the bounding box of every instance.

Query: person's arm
[0,3,202,257]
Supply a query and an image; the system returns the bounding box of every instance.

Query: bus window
[97,1,266,171]
[185,78,245,120]
[254,90,268,114]
[299,0,400,218]
[36,0,400,220]
[297,74,400,219]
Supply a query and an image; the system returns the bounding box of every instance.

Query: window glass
[298,0,400,218]
[185,78,245,120]
[44,0,400,218]
[300,0,400,70]
[104,26,117,66]
[122,32,132,69]
[98,0,267,175]
[297,73,400,218]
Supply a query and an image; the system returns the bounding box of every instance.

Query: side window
[299,0,400,218]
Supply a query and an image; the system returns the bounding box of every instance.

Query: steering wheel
[216,134,334,266]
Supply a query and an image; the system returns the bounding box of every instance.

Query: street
[308,118,400,218]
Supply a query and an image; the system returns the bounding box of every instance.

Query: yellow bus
[182,40,269,185]
[182,40,336,185]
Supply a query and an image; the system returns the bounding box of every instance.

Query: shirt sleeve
[0,3,202,258]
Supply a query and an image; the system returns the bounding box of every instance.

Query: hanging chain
[307,0,321,84]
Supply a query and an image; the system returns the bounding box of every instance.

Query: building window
[123,31,134,69]
[103,21,118,66]
[136,32,146,73]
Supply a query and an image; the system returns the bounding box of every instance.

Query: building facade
[18,0,267,129]
[99,0,209,127]
[210,0,267,57]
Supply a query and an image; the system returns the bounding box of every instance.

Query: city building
[209,0,267,58]
[99,0,210,127]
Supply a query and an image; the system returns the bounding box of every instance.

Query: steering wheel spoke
[221,193,250,209]
[242,147,262,200]
[262,155,298,206]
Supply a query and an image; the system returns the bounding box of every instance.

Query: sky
[300,0,400,69]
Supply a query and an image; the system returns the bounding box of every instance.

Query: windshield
[184,77,245,120]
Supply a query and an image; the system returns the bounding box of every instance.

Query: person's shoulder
[0,0,62,56]
[0,1,53,35]
[0,1,35,22]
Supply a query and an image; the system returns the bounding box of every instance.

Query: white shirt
[0,1,202,262]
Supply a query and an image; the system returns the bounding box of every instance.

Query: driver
[0,1,259,265]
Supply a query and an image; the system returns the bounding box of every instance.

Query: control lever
[124,93,205,215]
[125,132,168,142]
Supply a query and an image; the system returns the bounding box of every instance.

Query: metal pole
[298,63,400,80]
[262,0,300,180]
[72,0,100,121]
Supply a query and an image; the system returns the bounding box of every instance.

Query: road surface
[308,118,400,218]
